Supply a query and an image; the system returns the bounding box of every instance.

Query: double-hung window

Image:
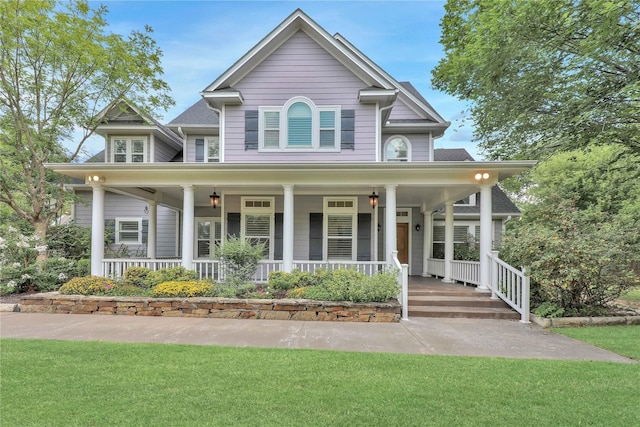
[324,197,357,260]
[241,198,274,259]
[259,97,340,151]
[115,218,142,244]
[112,137,147,163]
[195,137,220,162]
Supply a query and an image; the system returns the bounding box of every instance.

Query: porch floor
[408,276,520,320]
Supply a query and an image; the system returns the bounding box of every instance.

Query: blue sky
[91,0,478,158]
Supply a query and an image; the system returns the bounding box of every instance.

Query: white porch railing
[391,251,409,321]
[426,258,445,278]
[451,260,480,286]
[102,259,389,283]
[426,254,530,323]
[292,260,388,275]
[488,251,530,323]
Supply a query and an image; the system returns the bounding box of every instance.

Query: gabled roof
[434,148,520,216]
[167,98,219,128]
[200,9,449,133]
[96,99,183,148]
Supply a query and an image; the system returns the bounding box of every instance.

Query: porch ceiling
[49,161,535,212]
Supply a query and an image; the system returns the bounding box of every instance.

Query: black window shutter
[105,219,115,244]
[357,213,371,261]
[274,213,283,260]
[309,213,323,261]
[227,213,241,238]
[245,110,258,150]
[195,138,204,162]
[341,110,355,150]
[141,220,149,244]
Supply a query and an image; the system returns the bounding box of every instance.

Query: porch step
[408,305,521,320]
[409,296,510,308]
[407,282,520,320]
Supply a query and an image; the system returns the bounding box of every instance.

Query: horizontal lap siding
[225,31,376,162]
[154,140,180,163]
[74,191,178,257]
[388,100,424,121]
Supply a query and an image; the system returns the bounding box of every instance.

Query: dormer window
[111,137,147,163]
[384,136,411,161]
[258,97,340,151]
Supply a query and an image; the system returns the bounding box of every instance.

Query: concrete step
[408,296,510,308]
[408,289,482,297]
[408,305,521,320]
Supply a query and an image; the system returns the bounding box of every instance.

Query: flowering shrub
[0,225,89,294]
[143,267,198,288]
[152,280,213,298]
[124,267,153,288]
[59,276,118,295]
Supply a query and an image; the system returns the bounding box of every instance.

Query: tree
[432,0,640,161]
[0,0,173,254]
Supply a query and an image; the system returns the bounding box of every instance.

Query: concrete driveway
[0,312,634,363]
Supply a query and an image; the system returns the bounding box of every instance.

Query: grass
[619,287,640,301]
[1,339,639,426]
[552,325,640,361]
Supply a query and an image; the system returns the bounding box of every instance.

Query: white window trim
[383,135,411,162]
[194,217,221,258]
[115,218,142,245]
[433,221,485,243]
[110,137,148,163]
[323,196,358,261]
[241,197,275,260]
[454,193,477,207]
[206,137,220,163]
[258,97,341,152]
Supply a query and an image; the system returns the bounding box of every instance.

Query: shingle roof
[433,148,475,161]
[167,98,219,126]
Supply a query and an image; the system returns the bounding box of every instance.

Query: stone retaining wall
[19,293,401,322]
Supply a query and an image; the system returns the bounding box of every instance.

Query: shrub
[144,267,198,288]
[152,280,213,298]
[124,267,152,288]
[46,222,91,260]
[501,198,640,316]
[59,276,118,295]
[215,236,266,288]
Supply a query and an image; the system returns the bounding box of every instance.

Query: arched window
[384,136,411,161]
[287,102,312,147]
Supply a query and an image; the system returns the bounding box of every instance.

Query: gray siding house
[52,9,533,290]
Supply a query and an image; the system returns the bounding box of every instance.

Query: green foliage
[0,225,87,294]
[268,269,314,291]
[46,222,91,260]
[144,267,198,288]
[124,267,153,288]
[453,234,480,261]
[152,281,213,298]
[501,198,640,316]
[0,0,173,245]
[273,268,400,303]
[215,236,266,288]
[59,276,118,295]
[433,0,640,161]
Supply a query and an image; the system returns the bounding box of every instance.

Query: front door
[396,223,409,265]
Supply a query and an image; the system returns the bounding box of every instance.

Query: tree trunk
[33,219,49,263]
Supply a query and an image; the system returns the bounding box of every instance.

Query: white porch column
[282,184,294,273]
[443,201,454,283]
[182,185,194,270]
[421,208,433,276]
[478,183,493,291]
[147,201,157,259]
[384,184,397,261]
[90,185,105,276]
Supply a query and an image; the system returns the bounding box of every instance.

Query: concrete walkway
[0,312,634,363]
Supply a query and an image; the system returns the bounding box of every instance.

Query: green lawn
[620,287,640,301]
[552,325,640,361]
[1,339,639,426]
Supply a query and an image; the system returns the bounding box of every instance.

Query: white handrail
[488,251,530,323]
[391,251,409,320]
